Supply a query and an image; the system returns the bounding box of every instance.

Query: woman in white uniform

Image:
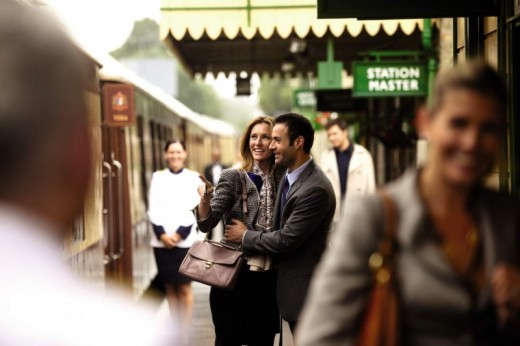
[147,140,201,338]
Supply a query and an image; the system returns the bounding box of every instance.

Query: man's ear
[295,136,304,150]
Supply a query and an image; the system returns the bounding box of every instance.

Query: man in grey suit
[225,113,336,334]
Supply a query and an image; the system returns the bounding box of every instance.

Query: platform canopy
[160,0,430,77]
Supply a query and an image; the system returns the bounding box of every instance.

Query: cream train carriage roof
[97,53,236,137]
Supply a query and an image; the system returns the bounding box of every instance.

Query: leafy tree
[220,98,257,132]
[258,75,292,115]
[177,69,223,118]
[111,19,171,59]
[110,19,224,119]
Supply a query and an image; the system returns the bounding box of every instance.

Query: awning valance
[160,0,424,40]
[160,1,434,78]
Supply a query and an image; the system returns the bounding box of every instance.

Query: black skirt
[210,263,279,346]
[153,247,191,284]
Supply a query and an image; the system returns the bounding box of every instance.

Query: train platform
[155,282,294,346]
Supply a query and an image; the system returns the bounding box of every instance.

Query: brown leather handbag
[178,169,248,290]
[357,191,400,346]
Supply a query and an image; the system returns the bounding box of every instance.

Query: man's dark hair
[324,119,348,131]
[274,113,314,153]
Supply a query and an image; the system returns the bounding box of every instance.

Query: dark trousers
[210,265,279,346]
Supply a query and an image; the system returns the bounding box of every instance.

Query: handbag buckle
[205,260,214,269]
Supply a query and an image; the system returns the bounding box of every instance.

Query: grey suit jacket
[298,169,520,346]
[243,159,336,322]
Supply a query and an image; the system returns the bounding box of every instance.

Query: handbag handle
[237,169,248,215]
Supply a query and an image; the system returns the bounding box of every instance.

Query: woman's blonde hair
[240,116,276,172]
[429,60,507,117]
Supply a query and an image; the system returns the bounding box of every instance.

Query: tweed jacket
[242,160,336,322]
[196,168,280,240]
[298,169,520,346]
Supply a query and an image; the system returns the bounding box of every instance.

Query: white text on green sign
[353,62,427,97]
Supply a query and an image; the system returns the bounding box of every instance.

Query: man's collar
[285,157,312,186]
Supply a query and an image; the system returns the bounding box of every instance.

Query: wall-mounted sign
[353,61,427,97]
[293,89,316,108]
[236,76,251,96]
[316,89,366,111]
[102,83,135,126]
[318,61,343,89]
[317,0,499,19]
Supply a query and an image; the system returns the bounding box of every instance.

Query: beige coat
[319,144,376,224]
[298,169,520,346]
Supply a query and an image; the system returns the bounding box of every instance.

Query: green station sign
[353,61,427,97]
[293,89,316,108]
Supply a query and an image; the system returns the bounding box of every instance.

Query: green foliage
[258,75,292,115]
[111,19,171,59]
[110,19,223,119]
[177,69,223,118]
[220,98,257,133]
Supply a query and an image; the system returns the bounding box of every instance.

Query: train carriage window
[157,123,165,166]
[150,120,158,172]
[72,214,85,243]
[510,19,520,194]
[155,122,163,170]
[127,126,135,187]
[137,116,149,207]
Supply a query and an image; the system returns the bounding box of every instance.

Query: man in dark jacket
[225,113,336,335]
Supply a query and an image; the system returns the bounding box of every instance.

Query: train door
[101,126,133,285]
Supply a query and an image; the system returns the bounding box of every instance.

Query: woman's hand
[492,263,520,324]
[198,175,214,203]
[159,233,179,249]
[197,175,213,219]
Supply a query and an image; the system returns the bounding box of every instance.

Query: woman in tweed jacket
[196,116,283,346]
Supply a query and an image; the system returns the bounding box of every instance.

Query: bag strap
[379,190,397,257]
[205,169,247,235]
[237,169,248,216]
[369,190,398,285]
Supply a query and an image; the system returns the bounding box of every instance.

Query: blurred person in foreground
[0,1,176,344]
[320,118,376,231]
[225,113,336,335]
[196,116,283,346]
[298,61,520,346]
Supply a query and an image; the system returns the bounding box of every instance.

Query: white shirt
[148,168,201,248]
[0,203,177,345]
[285,157,313,188]
[211,164,223,185]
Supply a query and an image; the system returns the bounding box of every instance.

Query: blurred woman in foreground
[298,61,520,346]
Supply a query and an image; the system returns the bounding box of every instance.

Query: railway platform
[155,282,294,346]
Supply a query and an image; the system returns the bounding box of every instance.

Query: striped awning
[160,0,423,40]
[160,0,430,77]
